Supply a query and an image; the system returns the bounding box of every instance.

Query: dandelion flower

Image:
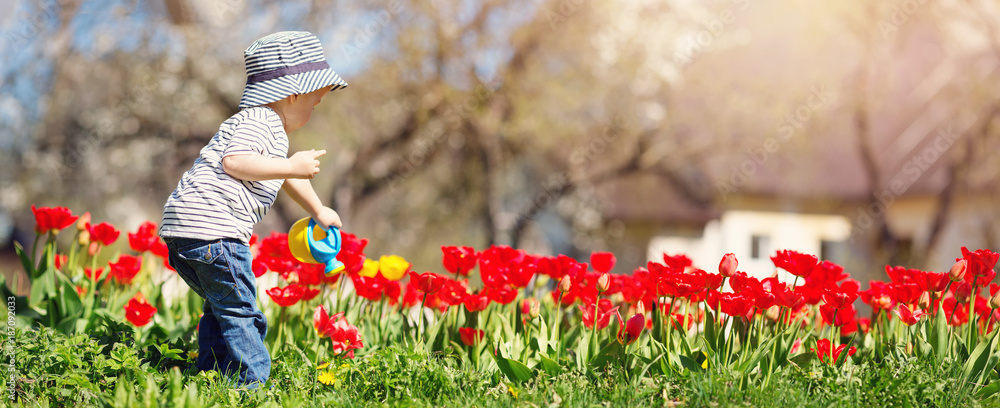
[318,371,336,385]
[316,362,330,370]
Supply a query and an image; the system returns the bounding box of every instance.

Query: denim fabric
[165,237,270,389]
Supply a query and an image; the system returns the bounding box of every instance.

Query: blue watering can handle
[306,218,342,256]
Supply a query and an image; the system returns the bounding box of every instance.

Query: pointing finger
[312,149,327,157]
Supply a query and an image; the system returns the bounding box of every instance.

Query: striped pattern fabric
[159,107,288,244]
[238,31,348,109]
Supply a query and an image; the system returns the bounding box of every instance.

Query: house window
[751,235,769,259]
[820,240,844,262]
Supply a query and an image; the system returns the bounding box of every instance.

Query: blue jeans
[165,237,270,389]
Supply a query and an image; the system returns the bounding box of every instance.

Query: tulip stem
[939,281,953,317]
[592,298,599,359]
[418,293,428,343]
[379,297,387,346]
[554,293,564,361]
[968,284,978,350]
[30,233,42,276]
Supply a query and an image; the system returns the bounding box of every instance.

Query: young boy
[159,31,347,389]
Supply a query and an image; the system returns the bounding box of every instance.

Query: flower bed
[6,206,1000,405]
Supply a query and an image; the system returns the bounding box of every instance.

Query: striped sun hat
[238,31,348,109]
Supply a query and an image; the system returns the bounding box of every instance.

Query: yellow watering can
[288,217,345,276]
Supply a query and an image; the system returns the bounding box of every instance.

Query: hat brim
[239,68,347,109]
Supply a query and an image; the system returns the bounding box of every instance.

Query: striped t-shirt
[160,106,287,244]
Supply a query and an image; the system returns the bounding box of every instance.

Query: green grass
[4,324,997,408]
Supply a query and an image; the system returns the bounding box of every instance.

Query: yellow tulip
[379,255,410,281]
[359,258,380,278]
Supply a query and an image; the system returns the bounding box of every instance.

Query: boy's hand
[289,150,326,179]
[313,206,343,229]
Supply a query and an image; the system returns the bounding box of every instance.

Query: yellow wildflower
[508,385,519,399]
[188,351,198,360]
[316,362,330,370]
[318,371,336,385]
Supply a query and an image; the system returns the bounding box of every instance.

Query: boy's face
[284,87,332,132]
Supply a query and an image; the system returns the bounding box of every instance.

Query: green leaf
[14,241,35,280]
[57,274,83,318]
[28,269,50,314]
[789,351,814,367]
[704,310,717,351]
[535,317,550,354]
[589,340,622,368]
[678,354,703,373]
[493,352,534,383]
[963,328,1000,384]
[976,378,1000,399]
[538,353,562,376]
[574,330,590,371]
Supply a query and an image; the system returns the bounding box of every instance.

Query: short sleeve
[223,116,272,158]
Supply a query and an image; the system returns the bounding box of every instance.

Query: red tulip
[109,254,142,285]
[819,303,856,327]
[123,293,157,327]
[811,338,856,364]
[301,286,321,301]
[464,293,490,312]
[127,221,160,253]
[962,247,999,278]
[894,304,926,326]
[596,272,611,293]
[339,231,369,254]
[822,287,858,310]
[558,275,572,292]
[719,253,738,278]
[770,250,819,278]
[484,285,518,305]
[459,327,485,346]
[912,271,949,293]
[990,285,1000,309]
[317,310,364,359]
[579,299,618,330]
[949,259,968,282]
[590,252,616,274]
[84,267,104,281]
[87,222,120,246]
[313,305,345,337]
[719,293,753,317]
[776,289,805,311]
[30,205,78,234]
[662,253,693,270]
[54,254,68,270]
[266,285,305,307]
[409,271,446,294]
[860,281,895,311]
[442,246,479,276]
[616,312,644,345]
